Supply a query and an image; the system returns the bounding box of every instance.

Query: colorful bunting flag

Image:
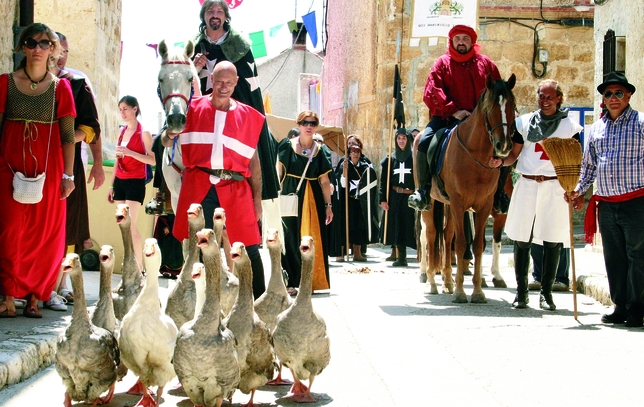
[249,31,267,58]
[146,43,158,58]
[302,11,318,47]
[226,0,244,9]
[263,93,273,114]
[287,20,298,33]
[269,23,285,37]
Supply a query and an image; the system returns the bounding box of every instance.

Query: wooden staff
[541,137,583,320]
[344,133,350,260]
[383,105,395,245]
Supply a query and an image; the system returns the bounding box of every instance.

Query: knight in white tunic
[495,80,582,311]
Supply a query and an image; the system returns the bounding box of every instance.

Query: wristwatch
[62,173,75,182]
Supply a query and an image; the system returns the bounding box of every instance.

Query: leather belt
[198,167,244,181]
[392,186,414,195]
[522,174,557,183]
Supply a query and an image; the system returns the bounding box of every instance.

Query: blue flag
[302,11,318,47]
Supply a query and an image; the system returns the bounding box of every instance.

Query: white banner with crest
[411,0,479,38]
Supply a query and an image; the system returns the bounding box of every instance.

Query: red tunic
[115,122,147,179]
[173,97,264,245]
[0,74,76,301]
[423,52,501,118]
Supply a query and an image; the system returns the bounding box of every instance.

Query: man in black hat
[569,72,644,327]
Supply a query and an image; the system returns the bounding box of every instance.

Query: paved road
[1,246,642,407]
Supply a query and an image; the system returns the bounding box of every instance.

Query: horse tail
[432,200,445,271]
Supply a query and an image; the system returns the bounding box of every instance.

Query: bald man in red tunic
[162,61,266,298]
[409,24,502,211]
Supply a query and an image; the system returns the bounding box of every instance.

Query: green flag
[249,31,267,58]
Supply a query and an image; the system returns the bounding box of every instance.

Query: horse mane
[477,77,515,109]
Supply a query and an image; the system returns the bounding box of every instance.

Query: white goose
[112,204,144,321]
[254,228,292,386]
[213,207,239,316]
[55,253,119,407]
[273,236,331,403]
[173,228,240,407]
[165,203,203,328]
[192,262,207,318]
[224,242,275,407]
[119,238,178,407]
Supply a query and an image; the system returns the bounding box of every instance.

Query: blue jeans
[598,196,644,315]
[531,244,570,285]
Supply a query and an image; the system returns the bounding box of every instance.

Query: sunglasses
[24,38,53,50]
[603,90,625,99]
[299,120,318,127]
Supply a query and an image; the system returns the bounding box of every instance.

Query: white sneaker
[45,291,67,311]
[552,281,570,291]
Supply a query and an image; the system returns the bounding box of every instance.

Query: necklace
[24,68,49,90]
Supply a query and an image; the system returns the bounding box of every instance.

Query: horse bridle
[455,106,513,171]
[157,60,195,108]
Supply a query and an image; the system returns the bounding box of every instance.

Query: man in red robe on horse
[409,24,502,211]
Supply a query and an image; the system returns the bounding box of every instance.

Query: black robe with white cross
[378,154,417,249]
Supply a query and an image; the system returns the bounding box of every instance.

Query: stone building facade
[323,0,596,165]
[35,0,122,151]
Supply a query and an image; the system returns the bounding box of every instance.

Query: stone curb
[0,323,66,391]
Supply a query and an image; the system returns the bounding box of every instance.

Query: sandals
[287,287,298,297]
[58,288,74,304]
[0,301,16,318]
[23,294,43,318]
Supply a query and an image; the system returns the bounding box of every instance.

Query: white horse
[157,39,199,212]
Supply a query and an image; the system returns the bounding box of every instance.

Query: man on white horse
[409,25,501,211]
[193,0,280,203]
[162,61,266,299]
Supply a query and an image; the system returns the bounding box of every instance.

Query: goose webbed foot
[126,379,153,396]
[133,391,157,407]
[266,365,292,386]
[93,383,116,405]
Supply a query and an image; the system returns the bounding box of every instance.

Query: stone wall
[36,0,122,152]
[0,1,18,75]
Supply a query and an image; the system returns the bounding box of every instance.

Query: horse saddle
[427,126,454,201]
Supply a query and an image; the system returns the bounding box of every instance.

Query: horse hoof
[463,269,473,276]
[470,292,487,304]
[492,277,508,288]
[442,283,454,294]
[452,293,468,303]
[424,283,438,295]
[419,273,428,284]
[481,278,488,288]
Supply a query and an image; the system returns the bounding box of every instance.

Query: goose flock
[54,204,330,406]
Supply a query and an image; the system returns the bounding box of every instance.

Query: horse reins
[454,107,511,171]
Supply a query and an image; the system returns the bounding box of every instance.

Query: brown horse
[424,73,516,303]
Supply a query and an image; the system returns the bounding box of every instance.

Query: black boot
[392,245,408,267]
[408,150,432,211]
[493,166,512,214]
[512,241,531,308]
[539,242,561,311]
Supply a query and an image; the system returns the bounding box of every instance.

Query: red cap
[448,25,477,44]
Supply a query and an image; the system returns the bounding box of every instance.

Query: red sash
[584,188,644,244]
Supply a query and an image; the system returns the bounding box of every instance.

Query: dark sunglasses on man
[24,38,53,50]
[603,90,625,100]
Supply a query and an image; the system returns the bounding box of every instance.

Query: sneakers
[408,190,431,211]
[552,281,570,291]
[528,280,541,291]
[45,291,67,311]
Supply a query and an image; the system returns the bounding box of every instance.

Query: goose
[112,204,144,321]
[91,245,117,334]
[273,236,331,403]
[254,228,292,386]
[165,203,203,329]
[119,238,178,407]
[213,207,239,316]
[192,262,207,318]
[223,242,275,407]
[55,253,119,407]
[173,228,240,407]
[91,245,128,381]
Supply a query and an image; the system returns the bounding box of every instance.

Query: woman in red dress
[0,23,76,318]
[107,95,155,269]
